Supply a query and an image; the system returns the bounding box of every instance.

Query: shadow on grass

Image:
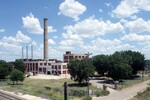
[68,83,91,87]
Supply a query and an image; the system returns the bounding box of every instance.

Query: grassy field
[116,74,150,90]
[0,78,98,100]
[131,87,150,100]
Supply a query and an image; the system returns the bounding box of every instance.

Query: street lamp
[85,52,92,96]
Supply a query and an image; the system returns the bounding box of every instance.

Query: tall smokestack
[26,46,28,60]
[44,18,48,61]
[22,47,24,60]
[31,45,33,59]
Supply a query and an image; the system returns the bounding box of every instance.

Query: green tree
[108,63,132,81]
[10,69,25,84]
[14,59,26,73]
[0,60,12,79]
[92,55,110,76]
[123,51,145,75]
[67,59,95,84]
[113,50,145,75]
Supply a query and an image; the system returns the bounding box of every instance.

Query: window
[44,63,47,66]
[48,63,51,66]
[39,68,42,72]
[63,65,66,69]
[64,56,68,59]
[58,71,61,74]
[69,56,73,59]
[63,71,66,74]
[58,65,61,69]
[40,63,43,66]
[52,65,54,69]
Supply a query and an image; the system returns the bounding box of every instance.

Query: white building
[24,59,68,75]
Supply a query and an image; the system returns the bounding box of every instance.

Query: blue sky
[0,0,150,61]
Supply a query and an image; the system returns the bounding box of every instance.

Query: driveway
[92,79,150,100]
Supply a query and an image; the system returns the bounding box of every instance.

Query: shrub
[101,90,110,96]
[95,90,101,97]
[81,96,92,100]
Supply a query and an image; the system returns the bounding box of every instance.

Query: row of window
[51,65,67,69]
[40,63,51,66]
[64,55,86,60]
[28,65,67,70]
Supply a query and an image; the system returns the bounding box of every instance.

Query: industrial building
[63,51,87,63]
[23,18,87,75]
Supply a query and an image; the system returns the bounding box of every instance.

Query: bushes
[81,96,92,100]
[95,90,109,97]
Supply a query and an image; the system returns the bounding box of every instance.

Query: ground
[0,74,149,100]
[92,79,150,100]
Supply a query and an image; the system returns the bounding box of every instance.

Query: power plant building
[23,18,87,75]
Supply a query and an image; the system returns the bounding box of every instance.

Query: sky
[0,0,150,61]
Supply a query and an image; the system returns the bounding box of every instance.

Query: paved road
[90,80,117,94]
[92,79,150,100]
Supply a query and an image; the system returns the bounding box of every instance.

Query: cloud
[60,39,83,46]
[0,28,5,33]
[48,26,57,33]
[112,0,150,18]
[48,39,56,45]
[63,17,124,38]
[105,3,113,8]
[125,18,150,33]
[31,41,37,46]
[99,9,103,13]
[22,13,43,34]
[81,38,135,55]
[58,0,86,21]
[2,31,31,44]
[22,13,57,34]
[0,31,32,61]
[121,33,150,41]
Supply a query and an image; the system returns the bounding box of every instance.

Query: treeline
[68,50,145,83]
[0,60,25,84]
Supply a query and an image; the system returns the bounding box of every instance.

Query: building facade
[24,59,68,75]
[63,51,87,63]
[24,51,87,75]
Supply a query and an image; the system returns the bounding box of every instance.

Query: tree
[67,59,95,84]
[0,60,12,79]
[92,55,110,76]
[14,59,26,73]
[113,50,145,75]
[108,63,132,81]
[10,69,25,84]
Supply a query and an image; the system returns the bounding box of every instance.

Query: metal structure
[85,52,92,59]
[44,18,48,61]
[31,45,33,59]
[26,46,28,60]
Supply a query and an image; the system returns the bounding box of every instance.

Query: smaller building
[63,51,87,63]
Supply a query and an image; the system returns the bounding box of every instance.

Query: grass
[0,78,97,100]
[131,87,150,100]
[116,75,150,90]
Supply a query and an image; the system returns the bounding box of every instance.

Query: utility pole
[85,52,92,95]
[64,82,67,100]
[85,52,92,59]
